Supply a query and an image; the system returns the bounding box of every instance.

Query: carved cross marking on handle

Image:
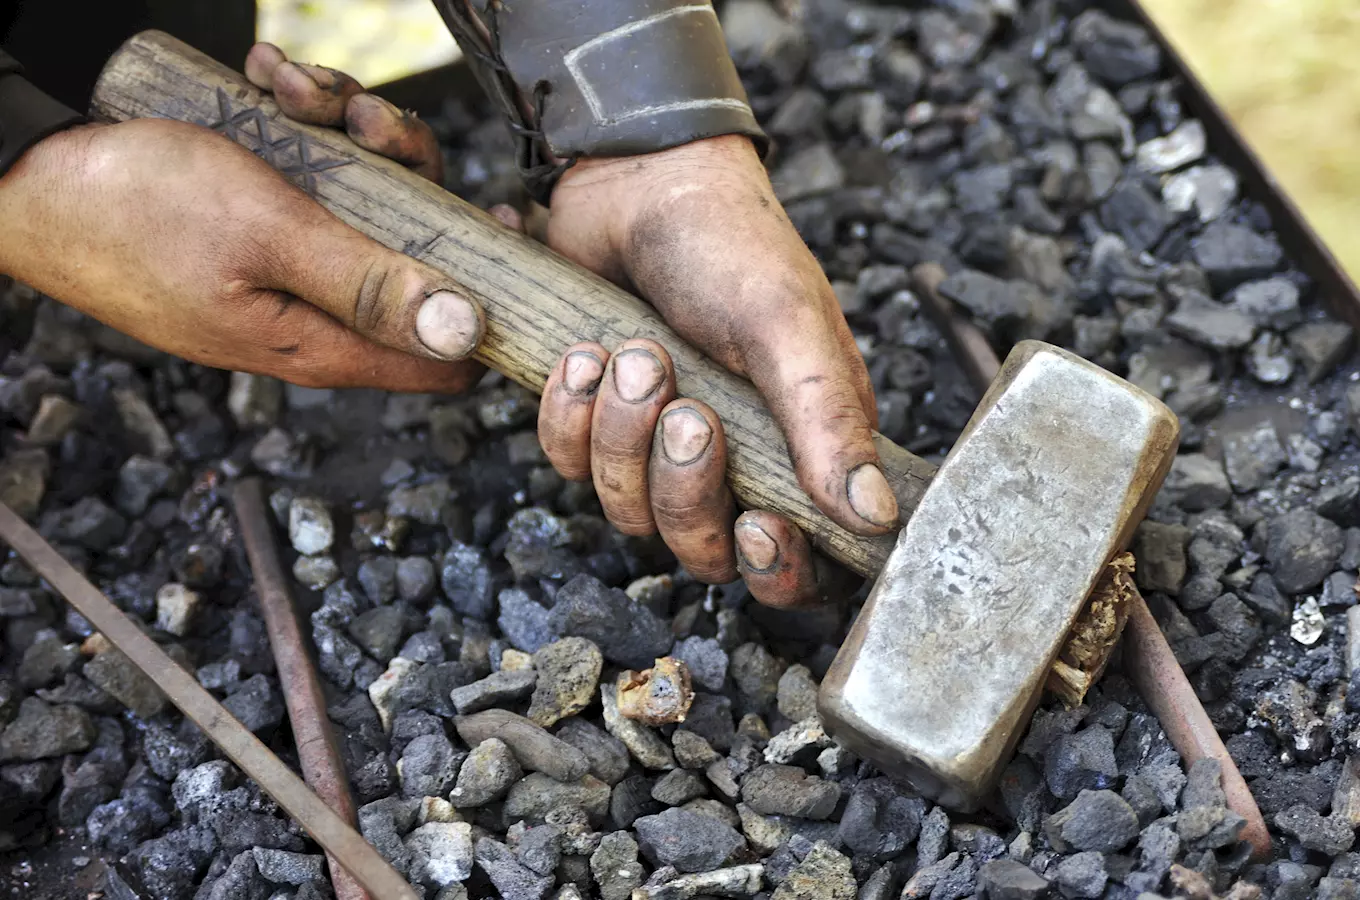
[208,88,352,195]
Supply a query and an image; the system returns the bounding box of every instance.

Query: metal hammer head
[818,341,1178,811]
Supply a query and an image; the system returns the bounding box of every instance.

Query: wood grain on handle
[91,30,936,579]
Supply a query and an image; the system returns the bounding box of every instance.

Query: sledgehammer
[91,31,1178,811]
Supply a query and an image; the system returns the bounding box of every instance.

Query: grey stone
[1166,293,1256,350]
[1290,322,1355,384]
[555,718,631,785]
[116,455,175,516]
[1277,805,1356,856]
[549,575,672,670]
[1245,332,1294,385]
[293,555,340,590]
[776,665,819,723]
[1053,851,1106,899]
[1266,509,1344,593]
[1133,522,1189,595]
[730,643,783,714]
[1192,222,1284,291]
[1233,277,1302,329]
[528,637,603,727]
[450,668,537,715]
[251,848,325,885]
[652,769,708,806]
[450,737,521,807]
[397,557,436,603]
[46,496,126,550]
[771,843,856,900]
[1223,420,1287,492]
[358,556,398,604]
[1045,789,1140,852]
[672,730,720,770]
[634,808,745,873]
[1071,9,1161,85]
[133,825,217,900]
[1135,120,1205,173]
[387,478,453,525]
[1099,180,1170,253]
[836,777,923,862]
[288,496,334,555]
[1160,454,1231,511]
[741,764,840,819]
[456,708,588,781]
[401,732,465,799]
[937,270,1034,337]
[672,636,728,693]
[504,772,612,827]
[498,588,556,654]
[772,143,845,204]
[978,858,1049,900]
[591,832,645,900]
[406,821,474,888]
[221,674,284,735]
[440,542,495,620]
[475,836,554,900]
[86,647,169,717]
[348,605,410,663]
[600,682,676,770]
[18,635,80,689]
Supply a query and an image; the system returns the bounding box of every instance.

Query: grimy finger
[244,42,288,91]
[539,343,609,481]
[735,510,821,609]
[649,400,738,584]
[834,311,878,428]
[235,289,483,393]
[489,204,525,232]
[254,191,484,363]
[344,94,443,183]
[591,339,676,536]
[741,295,898,536]
[270,61,365,126]
[622,195,898,538]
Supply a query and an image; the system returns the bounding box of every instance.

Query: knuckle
[351,260,393,336]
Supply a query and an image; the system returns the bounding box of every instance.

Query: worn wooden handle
[91,30,935,578]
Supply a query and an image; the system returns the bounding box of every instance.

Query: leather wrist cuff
[0,51,87,180]
[434,0,769,207]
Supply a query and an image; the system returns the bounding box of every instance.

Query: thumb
[258,204,485,362]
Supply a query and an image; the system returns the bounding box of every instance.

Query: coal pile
[5,0,1360,898]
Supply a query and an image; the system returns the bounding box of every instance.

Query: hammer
[91,32,1177,812]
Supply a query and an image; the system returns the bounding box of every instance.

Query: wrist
[0,123,102,278]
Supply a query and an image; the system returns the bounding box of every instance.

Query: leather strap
[0,50,86,180]
[433,0,769,206]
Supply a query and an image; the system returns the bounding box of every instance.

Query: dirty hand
[537,136,891,607]
[0,44,484,393]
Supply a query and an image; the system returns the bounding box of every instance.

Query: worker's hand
[537,136,892,608]
[0,49,486,394]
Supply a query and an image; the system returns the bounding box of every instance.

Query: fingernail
[847,464,899,528]
[359,92,405,120]
[612,349,665,402]
[416,290,481,360]
[295,63,337,89]
[563,351,604,395]
[736,521,779,572]
[660,408,712,465]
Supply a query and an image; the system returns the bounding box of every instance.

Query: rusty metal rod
[912,263,1272,860]
[0,501,420,900]
[232,478,370,900]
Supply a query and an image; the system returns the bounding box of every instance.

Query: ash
[4,1,1360,898]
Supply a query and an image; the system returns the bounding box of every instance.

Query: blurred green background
[256,0,1360,288]
[256,0,460,88]
[1140,0,1360,288]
